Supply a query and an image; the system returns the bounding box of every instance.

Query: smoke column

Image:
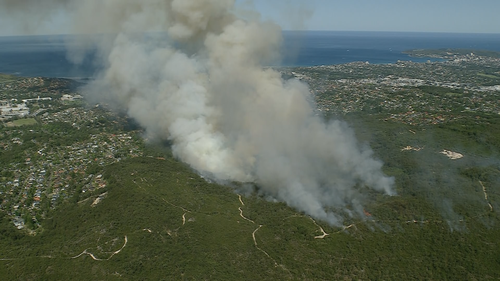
[0,0,395,225]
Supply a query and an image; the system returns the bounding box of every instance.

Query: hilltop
[1,154,499,279]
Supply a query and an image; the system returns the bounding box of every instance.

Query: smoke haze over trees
[0,0,395,225]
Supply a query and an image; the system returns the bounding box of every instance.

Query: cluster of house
[0,99,30,120]
[60,94,83,101]
[2,129,142,231]
[0,94,85,121]
[1,98,143,231]
[285,60,500,118]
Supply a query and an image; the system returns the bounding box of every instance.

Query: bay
[0,31,499,78]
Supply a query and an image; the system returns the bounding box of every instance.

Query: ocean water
[281,31,500,67]
[0,31,500,78]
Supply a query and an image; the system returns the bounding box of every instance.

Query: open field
[477,72,500,79]
[5,118,38,127]
[0,74,20,83]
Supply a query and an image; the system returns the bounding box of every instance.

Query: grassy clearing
[477,73,499,79]
[6,118,38,127]
[0,74,19,83]
[445,92,462,97]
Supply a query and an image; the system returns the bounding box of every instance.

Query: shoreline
[2,48,499,79]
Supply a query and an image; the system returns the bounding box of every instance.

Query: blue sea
[0,31,500,78]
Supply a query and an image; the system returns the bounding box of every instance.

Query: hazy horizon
[0,0,499,36]
[1,30,500,39]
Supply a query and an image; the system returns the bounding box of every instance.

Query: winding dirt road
[479,181,494,212]
[71,236,128,261]
[237,194,278,267]
[309,217,329,239]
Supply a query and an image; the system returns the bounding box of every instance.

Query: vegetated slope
[3,60,500,279]
[1,141,500,280]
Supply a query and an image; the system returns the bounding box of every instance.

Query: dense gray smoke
[1,0,394,225]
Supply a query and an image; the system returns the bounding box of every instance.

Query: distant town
[282,50,500,125]
[0,75,143,233]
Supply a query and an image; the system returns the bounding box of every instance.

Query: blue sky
[239,0,500,33]
[0,0,498,35]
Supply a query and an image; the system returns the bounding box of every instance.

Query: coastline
[2,30,500,77]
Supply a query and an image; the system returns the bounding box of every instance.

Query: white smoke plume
[1,0,395,225]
